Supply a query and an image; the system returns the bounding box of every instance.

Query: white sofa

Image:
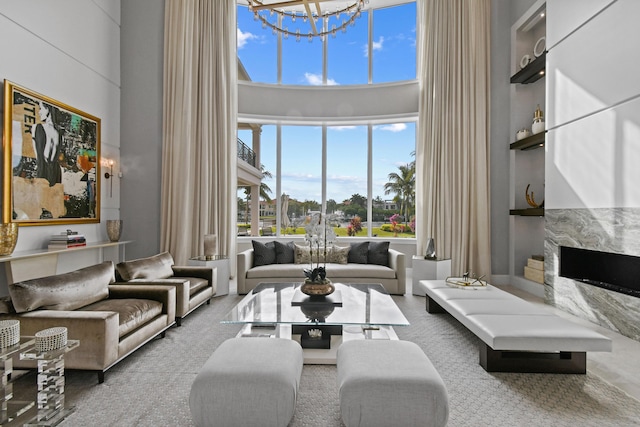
[237,244,406,295]
[419,279,612,374]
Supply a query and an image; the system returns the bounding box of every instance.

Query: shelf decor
[525,184,544,208]
[510,52,546,84]
[0,223,19,256]
[2,80,101,226]
[0,320,20,349]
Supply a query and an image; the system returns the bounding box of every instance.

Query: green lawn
[259,226,414,238]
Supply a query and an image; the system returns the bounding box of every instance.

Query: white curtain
[161,0,237,266]
[416,0,491,277]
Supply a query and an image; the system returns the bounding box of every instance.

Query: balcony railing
[237,138,257,168]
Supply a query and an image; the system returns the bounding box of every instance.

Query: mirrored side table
[189,255,230,296]
[20,340,79,427]
[0,337,36,425]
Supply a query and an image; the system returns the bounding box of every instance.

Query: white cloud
[304,72,338,86]
[237,28,257,49]
[328,125,356,131]
[364,36,385,56]
[373,36,384,51]
[377,123,407,132]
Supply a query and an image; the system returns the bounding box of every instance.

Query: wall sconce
[104,159,114,197]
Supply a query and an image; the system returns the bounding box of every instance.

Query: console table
[0,241,132,284]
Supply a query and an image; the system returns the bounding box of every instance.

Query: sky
[237,2,416,204]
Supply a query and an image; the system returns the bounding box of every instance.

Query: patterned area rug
[13,291,640,426]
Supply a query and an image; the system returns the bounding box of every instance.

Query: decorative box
[35,327,68,352]
[0,320,20,349]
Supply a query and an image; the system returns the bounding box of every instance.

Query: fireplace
[559,246,640,298]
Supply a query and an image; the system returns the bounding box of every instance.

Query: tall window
[237,2,417,238]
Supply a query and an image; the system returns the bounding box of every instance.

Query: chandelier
[247,0,366,41]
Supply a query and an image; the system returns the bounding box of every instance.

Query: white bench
[418,279,612,374]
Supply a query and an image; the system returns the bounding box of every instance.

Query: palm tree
[384,163,415,224]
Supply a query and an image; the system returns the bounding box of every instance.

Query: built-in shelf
[0,240,132,263]
[510,208,544,216]
[510,132,545,150]
[510,52,546,84]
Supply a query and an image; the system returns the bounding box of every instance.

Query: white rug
[13,291,640,426]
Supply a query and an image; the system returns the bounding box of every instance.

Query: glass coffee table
[222,282,410,364]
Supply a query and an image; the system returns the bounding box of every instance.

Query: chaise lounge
[419,279,612,374]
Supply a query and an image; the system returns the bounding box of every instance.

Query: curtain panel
[416,0,491,277]
[162,0,238,266]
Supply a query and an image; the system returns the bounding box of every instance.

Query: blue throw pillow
[274,241,295,264]
[252,240,276,267]
[368,241,390,266]
[348,241,369,264]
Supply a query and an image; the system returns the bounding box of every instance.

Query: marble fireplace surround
[545,208,640,342]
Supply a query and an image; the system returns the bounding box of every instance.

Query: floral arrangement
[347,215,362,236]
[303,212,337,283]
[389,213,403,236]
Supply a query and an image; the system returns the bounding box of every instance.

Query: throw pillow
[368,241,390,266]
[294,243,312,264]
[116,252,174,281]
[329,245,350,264]
[252,240,276,267]
[348,241,369,264]
[274,241,295,264]
[9,261,114,313]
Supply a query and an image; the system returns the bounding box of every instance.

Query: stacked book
[48,232,87,250]
[524,255,544,284]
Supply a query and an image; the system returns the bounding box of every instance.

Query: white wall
[0,1,121,292]
[546,0,640,209]
[0,1,121,248]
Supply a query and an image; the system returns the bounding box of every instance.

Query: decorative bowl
[300,282,335,297]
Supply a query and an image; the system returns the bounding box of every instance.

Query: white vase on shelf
[106,220,123,242]
[531,104,545,134]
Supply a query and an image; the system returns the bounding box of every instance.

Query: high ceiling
[236,0,414,12]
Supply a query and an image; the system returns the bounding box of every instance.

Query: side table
[20,340,79,427]
[412,256,451,296]
[189,255,230,296]
[0,337,36,425]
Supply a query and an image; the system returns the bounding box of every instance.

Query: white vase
[204,234,217,257]
[106,220,123,242]
[532,119,545,135]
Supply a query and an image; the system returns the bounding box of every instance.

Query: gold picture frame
[2,80,101,225]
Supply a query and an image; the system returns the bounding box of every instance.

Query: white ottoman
[189,337,303,427]
[337,340,449,427]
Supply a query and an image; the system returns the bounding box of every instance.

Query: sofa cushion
[274,241,295,264]
[80,298,163,338]
[368,241,390,266]
[8,261,114,313]
[329,245,349,264]
[252,240,276,267]
[348,242,369,264]
[246,263,396,280]
[294,244,311,264]
[116,252,174,281]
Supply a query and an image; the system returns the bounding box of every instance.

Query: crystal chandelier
[247,0,366,41]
